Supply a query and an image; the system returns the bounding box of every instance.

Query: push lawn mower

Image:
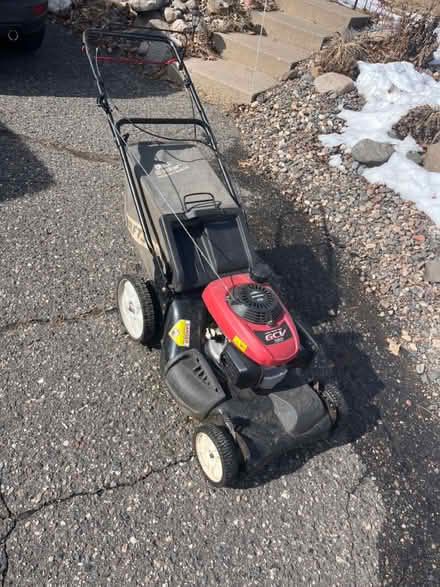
[83,29,347,487]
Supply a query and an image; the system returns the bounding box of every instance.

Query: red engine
[202,274,299,368]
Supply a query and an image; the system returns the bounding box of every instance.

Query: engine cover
[202,274,299,367]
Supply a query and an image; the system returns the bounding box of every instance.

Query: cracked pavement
[0,24,439,586]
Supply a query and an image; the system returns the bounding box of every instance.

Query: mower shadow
[226,164,384,488]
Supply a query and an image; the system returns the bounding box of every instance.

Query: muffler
[8,30,19,42]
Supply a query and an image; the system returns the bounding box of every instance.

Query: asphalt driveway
[0,24,438,586]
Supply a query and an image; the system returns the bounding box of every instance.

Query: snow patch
[320,61,440,225]
[329,154,345,170]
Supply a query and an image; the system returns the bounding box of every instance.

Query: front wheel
[193,424,239,488]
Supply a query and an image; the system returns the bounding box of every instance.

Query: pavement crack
[0,454,192,583]
[0,522,16,587]
[18,452,193,520]
[0,306,118,335]
[0,469,16,587]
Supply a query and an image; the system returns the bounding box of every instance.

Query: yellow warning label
[232,335,247,353]
[168,320,191,347]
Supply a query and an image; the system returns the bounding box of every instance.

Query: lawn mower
[83,29,347,487]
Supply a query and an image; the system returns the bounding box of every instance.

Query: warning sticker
[168,320,191,347]
[232,335,247,353]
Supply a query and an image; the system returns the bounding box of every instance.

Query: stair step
[212,32,310,78]
[185,58,278,104]
[276,0,370,30]
[251,10,334,51]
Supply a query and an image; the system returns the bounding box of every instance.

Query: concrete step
[251,10,334,51]
[212,32,310,78]
[185,58,278,104]
[276,0,370,30]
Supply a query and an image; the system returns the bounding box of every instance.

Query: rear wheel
[117,274,156,344]
[194,424,239,488]
[319,384,349,429]
[21,28,45,52]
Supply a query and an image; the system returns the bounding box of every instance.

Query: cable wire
[91,46,233,296]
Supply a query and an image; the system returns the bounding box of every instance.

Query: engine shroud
[202,274,299,367]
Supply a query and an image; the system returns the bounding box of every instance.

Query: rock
[428,369,440,382]
[423,143,440,172]
[164,7,177,22]
[195,18,208,33]
[211,17,229,32]
[406,151,423,166]
[207,0,230,15]
[416,363,425,374]
[186,0,199,10]
[351,139,394,167]
[48,0,71,14]
[280,69,298,82]
[172,0,188,12]
[171,18,192,32]
[314,72,354,96]
[424,259,440,282]
[129,0,166,11]
[301,72,314,83]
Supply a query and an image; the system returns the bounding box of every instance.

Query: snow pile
[48,0,72,15]
[320,61,440,225]
[328,154,345,170]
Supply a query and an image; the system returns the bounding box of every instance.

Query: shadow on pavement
[0,121,54,202]
[228,161,439,586]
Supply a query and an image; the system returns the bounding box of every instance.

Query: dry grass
[373,0,440,16]
[314,36,369,77]
[393,105,440,144]
[317,1,440,78]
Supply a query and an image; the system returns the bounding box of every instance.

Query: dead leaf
[387,338,401,356]
[238,160,253,169]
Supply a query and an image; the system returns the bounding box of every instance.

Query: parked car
[0,1,47,51]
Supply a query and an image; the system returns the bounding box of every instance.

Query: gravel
[231,67,440,401]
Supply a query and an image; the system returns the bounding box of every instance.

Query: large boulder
[164,7,177,23]
[313,72,354,96]
[423,143,440,173]
[351,139,394,167]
